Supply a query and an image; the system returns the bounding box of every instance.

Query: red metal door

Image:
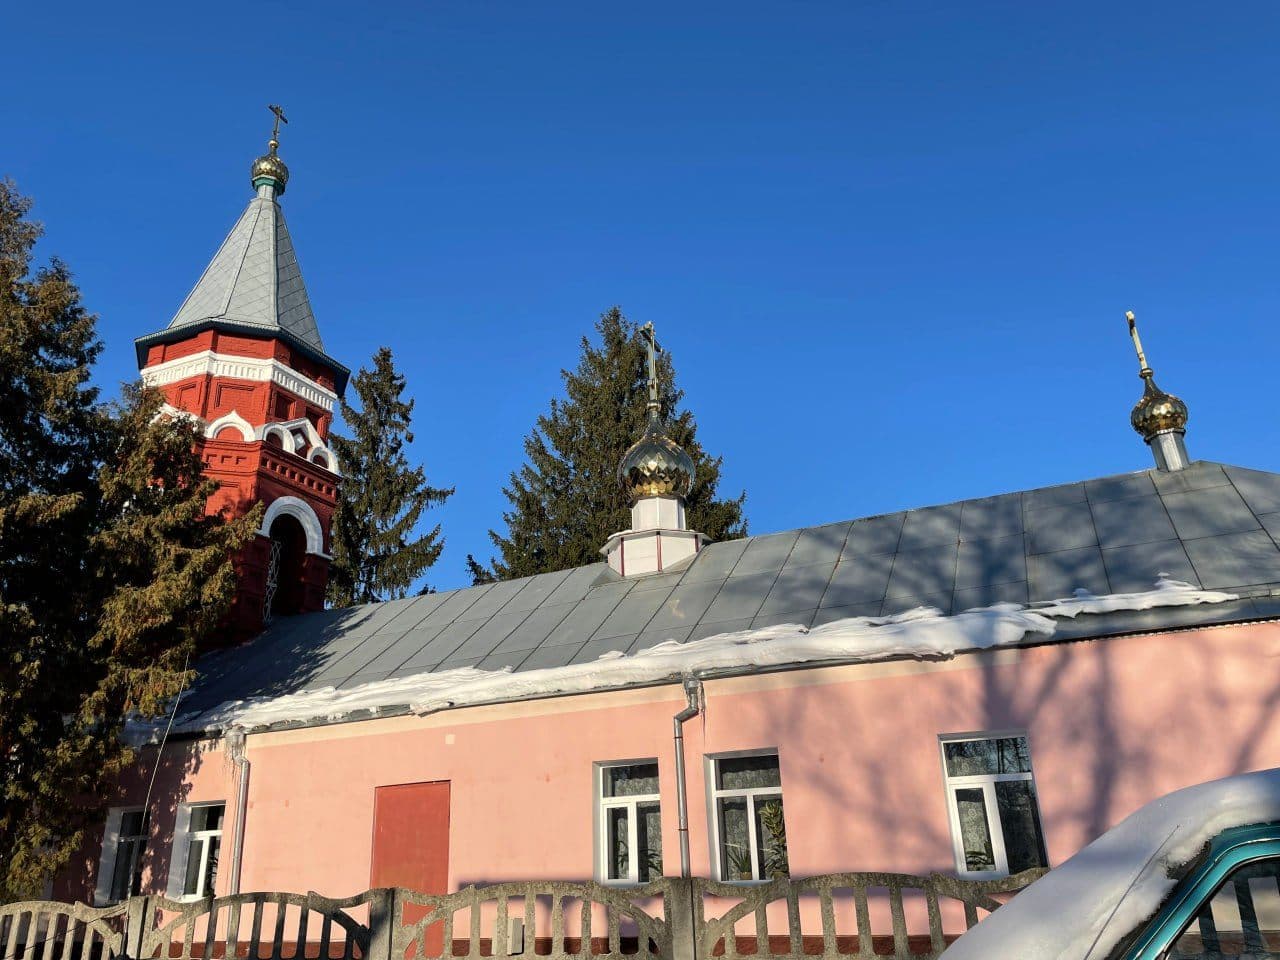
[372,781,451,956]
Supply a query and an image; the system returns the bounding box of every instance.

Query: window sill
[168,893,215,903]
[954,868,1010,880]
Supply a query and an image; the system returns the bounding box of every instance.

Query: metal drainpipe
[227,729,251,895]
[673,676,703,878]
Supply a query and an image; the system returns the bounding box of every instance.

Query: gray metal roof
[179,461,1280,723]
[166,194,324,352]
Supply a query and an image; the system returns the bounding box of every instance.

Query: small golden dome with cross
[250,150,289,192]
[1126,311,1189,441]
[618,322,696,504]
[1131,376,1188,439]
[619,409,696,502]
[250,105,290,194]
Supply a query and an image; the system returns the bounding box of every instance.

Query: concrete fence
[0,871,1043,960]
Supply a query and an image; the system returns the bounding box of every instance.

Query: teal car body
[1118,823,1280,960]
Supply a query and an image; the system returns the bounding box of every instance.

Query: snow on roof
[174,461,1280,728]
[942,767,1280,960]
[165,578,1234,736]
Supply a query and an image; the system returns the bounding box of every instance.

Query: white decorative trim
[206,411,255,442]
[601,528,706,577]
[256,417,339,474]
[155,402,204,427]
[266,416,323,451]
[141,349,337,412]
[261,423,297,451]
[260,496,326,556]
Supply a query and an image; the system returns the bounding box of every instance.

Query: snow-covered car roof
[942,767,1280,960]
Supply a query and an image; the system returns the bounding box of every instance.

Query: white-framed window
[595,761,663,885]
[939,733,1048,877]
[167,802,225,900]
[94,807,148,906]
[707,752,789,883]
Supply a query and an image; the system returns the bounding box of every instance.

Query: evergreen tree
[328,347,454,606]
[0,180,258,900]
[465,553,497,586]
[482,307,746,580]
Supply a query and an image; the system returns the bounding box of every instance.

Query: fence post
[367,888,397,960]
[122,896,148,960]
[667,879,697,960]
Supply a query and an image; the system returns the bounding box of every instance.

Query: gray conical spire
[135,108,348,393]
[165,189,324,352]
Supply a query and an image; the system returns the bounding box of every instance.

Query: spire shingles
[167,195,324,353]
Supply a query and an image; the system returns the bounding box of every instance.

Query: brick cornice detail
[141,349,338,412]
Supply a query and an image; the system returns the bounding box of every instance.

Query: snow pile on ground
[942,767,1280,960]
[170,578,1234,736]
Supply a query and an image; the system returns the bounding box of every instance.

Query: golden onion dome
[1131,371,1188,441]
[1125,310,1188,442]
[619,408,695,503]
[251,139,289,194]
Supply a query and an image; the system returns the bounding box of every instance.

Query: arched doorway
[263,513,307,622]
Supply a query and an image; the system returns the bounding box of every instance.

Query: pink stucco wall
[62,618,1280,902]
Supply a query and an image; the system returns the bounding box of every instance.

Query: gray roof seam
[378,593,480,676]
[219,200,264,321]
[679,553,737,628]
[873,506,910,616]
[169,207,246,327]
[510,595,583,672]
[329,619,432,685]
[1228,470,1280,549]
[506,604,578,670]
[382,619,455,676]
[489,577,536,619]
[321,601,446,678]
[798,521,856,627]
[747,530,803,627]
[569,579,640,660]
[1175,479,1232,588]
[1150,481,1197,586]
[268,199,279,325]
[1081,483,1115,596]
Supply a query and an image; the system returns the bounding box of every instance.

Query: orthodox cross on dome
[609,319,701,576]
[640,321,662,412]
[1126,310,1153,377]
[267,103,288,152]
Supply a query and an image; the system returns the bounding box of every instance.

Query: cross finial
[1126,310,1153,378]
[267,104,288,153]
[639,322,662,412]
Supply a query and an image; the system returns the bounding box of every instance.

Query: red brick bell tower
[134,111,349,642]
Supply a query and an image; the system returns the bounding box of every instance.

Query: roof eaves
[170,590,1280,742]
[134,319,351,395]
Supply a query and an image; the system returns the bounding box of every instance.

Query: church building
[57,122,1280,926]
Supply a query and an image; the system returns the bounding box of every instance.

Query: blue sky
[7,1,1280,591]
